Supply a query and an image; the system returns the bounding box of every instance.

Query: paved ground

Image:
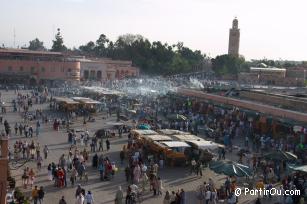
[2,90,280,204]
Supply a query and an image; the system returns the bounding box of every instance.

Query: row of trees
[31,29,304,76]
[28,30,208,75]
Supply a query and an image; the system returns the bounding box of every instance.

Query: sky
[1,0,307,61]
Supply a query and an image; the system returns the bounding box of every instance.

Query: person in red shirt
[57,168,65,187]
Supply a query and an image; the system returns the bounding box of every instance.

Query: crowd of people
[1,81,306,204]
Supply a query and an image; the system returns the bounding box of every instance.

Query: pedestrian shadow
[167,176,201,186]
[46,142,69,147]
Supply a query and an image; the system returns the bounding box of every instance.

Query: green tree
[211,54,247,76]
[95,34,109,57]
[28,38,45,51]
[79,41,96,56]
[51,28,67,52]
[76,33,206,75]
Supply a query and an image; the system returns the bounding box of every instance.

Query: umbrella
[119,115,129,121]
[106,122,124,126]
[95,129,106,138]
[264,150,297,161]
[167,114,187,121]
[209,160,253,177]
[287,164,307,173]
[138,124,151,130]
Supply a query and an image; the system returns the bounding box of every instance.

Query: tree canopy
[77,34,207,75]
[211,54,248,76]
[28,38,45,51]
[51,28,67,52]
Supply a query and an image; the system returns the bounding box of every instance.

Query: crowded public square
[1,78,306,204]
[1,2,307,203]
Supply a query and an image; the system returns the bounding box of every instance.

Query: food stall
[142,135,173,152]
[53,97,79,112]
[157,129,190,135]
[130,129,158,139]
[160,141,191,166]
[171,134,204,141]
[186,140,224,163]
[71,97,101,113]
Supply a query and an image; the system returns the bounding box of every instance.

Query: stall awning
[158,129,190,135]
[131,129,158,135]
[162,141,190,148]
[186,140,224,150]
[71,97,101,104]
[145,135,173,141]
[171,134,203,141]
[53,97,79,105]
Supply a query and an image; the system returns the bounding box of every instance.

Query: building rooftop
[0,48,62,56]
[250,67,286,72]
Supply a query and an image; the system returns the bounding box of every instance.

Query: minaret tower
[228,17,240,57]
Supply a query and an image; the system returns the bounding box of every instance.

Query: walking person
[157,177,163,195]
[47,164,53,181]
[85,191,94,204]
[38,186,45,204]
[190,158,196,175]
[43,145,49,159]
[163,191,171,204]
[106,138,110,151]
[29,125,33,137]
[98,138,103,151]
[120,150,125,165]
[152,177,158,196]
[115,186,123,204]
[31,186,39,204]
[205,187,211,204]
[36,120,40,137]
[59,196,67,204]
[14,122,18,135]
[25,125,29,138]
[37,155,43,171]
[195,160,203,177]
[19,123,23,136]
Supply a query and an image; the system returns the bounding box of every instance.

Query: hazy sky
[1,0,307,60]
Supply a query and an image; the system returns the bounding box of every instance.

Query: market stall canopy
[158,129,190,135]
[71,97,101,104]
[119,115,129,121]
[167,114,187,121]
[105,122,124,126]
[53,97,79,104]
[126,109,137,114]
[171,134,203,141]
[209,160,253,177]
[144,135,173,142]
[131,129,158,135]
[95,129,106,138]
[162,141,191,148]
[138,124,151,130]
[264,150,298,161]
[288,164,307,173]
[293,125,303,132]
[186,140,224,151]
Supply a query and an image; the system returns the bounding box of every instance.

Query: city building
[0,48,80,85]
[0,137,8,204]
[228,18,240,57]
[238,66,305,86]
[79,58,139,81]
[286,67,307,80]
[0,48,140,86]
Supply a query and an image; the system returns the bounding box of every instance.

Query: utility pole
[13,28,16,48]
